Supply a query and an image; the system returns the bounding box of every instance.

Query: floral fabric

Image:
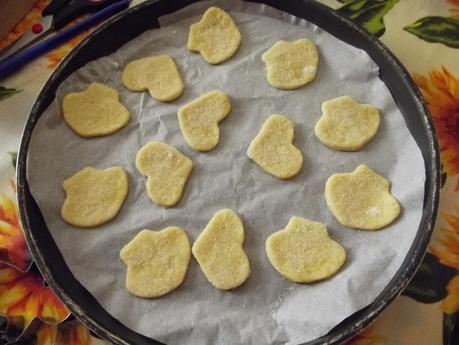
[0,0,458,344]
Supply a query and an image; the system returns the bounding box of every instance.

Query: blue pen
[0,0,129,80]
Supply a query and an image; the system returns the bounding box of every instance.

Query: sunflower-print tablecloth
[0,0,458,344]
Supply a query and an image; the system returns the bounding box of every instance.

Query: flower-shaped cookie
[122,55,184,102]
[178,90,231,151]
[135,141,193,207]
[262,39,318,89]
[120,227,191,298]
[61,166,129,228]
[62,83,130,137]
[266,217,346,283]
[192,209,250,290]
[247,114,303,179]
[188,7,241,64]
[325,165,401,230]
[315,96,381,151]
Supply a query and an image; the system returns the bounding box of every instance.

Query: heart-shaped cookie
[315,96,380,151]
[135,141,193,207]
[192,209,250,290]
[120,227,191,298]
[178,90,231,151]
[325,165,401,230]
[262,39,318,90]
[188,7,241,64]
[61,166,129,228]
[122,55,184,102]
[247,114,303,179]
[62,83,130,137]
[266,217,346,283]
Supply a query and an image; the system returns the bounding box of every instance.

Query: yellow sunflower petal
[0,191,30,269]
[441,275,459,314]
[430,206,459,269]
[37,323,58,345]
[0,265,69,331]
[413,73,427,89]
[0,280,28,310]
[57,321,93,345]
[415,68,459,176]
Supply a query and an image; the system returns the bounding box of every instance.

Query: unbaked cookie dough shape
[247,114,303,179]
[266,217,346,283]
[122,55,184,102]
[120,227,191,298]
[315,96,381,151]
[192,209,250,290]
[188,7,241,64]
[61,167,129,228]
[62,83,130,137]
[136,141,193,207]
[261,39,318,90]
[325,165,401,230]
[178,90,231,151]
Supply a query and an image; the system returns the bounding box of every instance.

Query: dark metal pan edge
[16,0,440,344]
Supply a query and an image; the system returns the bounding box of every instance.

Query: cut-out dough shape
[122,55,184,102]
[315,96,381,151]
[61,167,129,228]
[192,209,250,290]
[120,227,191,298]
[178,90,231,151]
[62,83,130,137]
[325,165,401,230]
[261,39,318,90]
[188,7,241,64]
[247,114,303,179]
[136,141,193,207]
[266,217,346,283]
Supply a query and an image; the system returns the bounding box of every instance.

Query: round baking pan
[17,0,440,344]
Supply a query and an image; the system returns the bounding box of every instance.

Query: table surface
[0,1,458,344]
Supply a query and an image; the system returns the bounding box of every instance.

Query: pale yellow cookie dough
[315,96,381,151]
[325,165,401,230]
[188,7,241,64]
[178,90,231,152]
[62,83,130,137]
[61,167,129,228]
[261,39,318,90]
[122,55,184,102]
[192,209,250,290]
[135,141,193,207]
[266,217,346,283]
[120,227,191,298]
[247,114,303,179]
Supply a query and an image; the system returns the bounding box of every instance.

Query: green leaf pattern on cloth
[0,86,21,101]
[402,253,457,303]
[8,152,17,169]
[404,16,459,48]
[336,0,399,37]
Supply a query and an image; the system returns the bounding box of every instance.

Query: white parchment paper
[27,1,426,344]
